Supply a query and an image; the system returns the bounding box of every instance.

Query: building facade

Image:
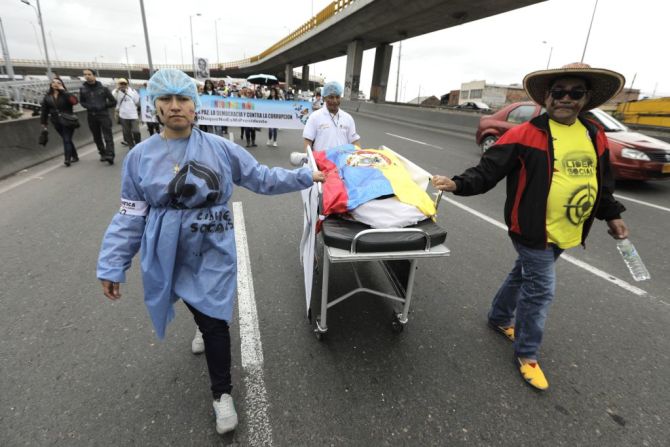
[459,80,528,109]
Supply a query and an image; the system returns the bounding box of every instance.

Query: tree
[0,96,23,121]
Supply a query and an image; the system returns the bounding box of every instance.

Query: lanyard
[328,111,347,147]
[329,111,340,128]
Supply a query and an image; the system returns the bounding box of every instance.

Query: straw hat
[523,63,625,111]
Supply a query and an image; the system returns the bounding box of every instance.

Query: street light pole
[30,22,44,61]
[394,40,402,102]
[581,0,599,63]
[124,44,136,80]
[21,0,52,78]
[178,36,184,66]
[542,41,553,69]
[189,13,201,76]
[0,18,16,81]
[138,0,154,76]
[214,18,221,64]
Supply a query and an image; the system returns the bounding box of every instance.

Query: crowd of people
[39,68,319,166]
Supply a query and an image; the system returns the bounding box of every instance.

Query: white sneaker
[213,394,238,435]
[273,141,278,147]
[266,140,272,146]
[191,328,205,355]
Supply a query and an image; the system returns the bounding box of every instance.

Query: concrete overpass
[2,0,545,101]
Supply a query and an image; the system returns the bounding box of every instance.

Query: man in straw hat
[432,63,629,390]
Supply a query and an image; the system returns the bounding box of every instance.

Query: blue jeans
[53,122,77,161]
[488,240,563,360]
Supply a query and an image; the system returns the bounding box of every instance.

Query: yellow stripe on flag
[365,148,436,217]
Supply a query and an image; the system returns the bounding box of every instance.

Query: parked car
[456,101,491,111]
[476,101,670,181]
[454,101,491,111]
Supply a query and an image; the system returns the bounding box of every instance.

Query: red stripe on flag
[314,151,348,215]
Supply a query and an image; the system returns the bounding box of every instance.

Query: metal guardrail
[256,0,356,61]
[0,79,82,107]
[0,0,358,74]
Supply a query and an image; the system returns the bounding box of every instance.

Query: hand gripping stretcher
[296,145,450,340]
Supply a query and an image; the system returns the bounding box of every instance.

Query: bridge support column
[370,43,393,103]
[343,39,363,100]
[301,65,310,91]
[284,63,293,91]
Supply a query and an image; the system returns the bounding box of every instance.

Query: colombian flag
[313,145,436,217]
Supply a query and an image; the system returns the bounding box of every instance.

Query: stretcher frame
[303,145,450,339]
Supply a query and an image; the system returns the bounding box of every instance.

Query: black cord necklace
[160,132,183,175]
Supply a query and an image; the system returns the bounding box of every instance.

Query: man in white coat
[303,81,360,151]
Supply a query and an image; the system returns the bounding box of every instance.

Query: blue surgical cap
[322,81,343,97]
[147,69,201,111]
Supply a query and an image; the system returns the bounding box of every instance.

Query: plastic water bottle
[616,238,651,281]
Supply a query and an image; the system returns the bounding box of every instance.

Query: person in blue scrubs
[97,69,325,435]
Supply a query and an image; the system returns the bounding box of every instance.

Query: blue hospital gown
[97,128,313,338]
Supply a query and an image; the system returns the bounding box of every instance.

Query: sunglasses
[550,89,587,100]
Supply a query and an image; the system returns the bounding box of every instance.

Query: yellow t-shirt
[546,119,598,248]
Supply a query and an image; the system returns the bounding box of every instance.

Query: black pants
[268,128,277,141]
[244,127,256,145]
[146,122,160,135]
[87,111,115,159]
[185,302,232,399]
[53,122,78,162]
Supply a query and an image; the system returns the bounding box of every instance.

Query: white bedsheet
[350,197,427,229]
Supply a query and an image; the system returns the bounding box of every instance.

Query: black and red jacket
[452,113,625,249]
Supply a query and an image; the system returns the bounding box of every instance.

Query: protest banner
[140,90,312,129]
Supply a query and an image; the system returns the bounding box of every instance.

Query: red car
[476,101,670,181]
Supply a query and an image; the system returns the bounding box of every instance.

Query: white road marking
[385,132,444,150]
[614,193,670,213]
[439,194,649,297]
[0,147,97,195]
[233,202,274,446]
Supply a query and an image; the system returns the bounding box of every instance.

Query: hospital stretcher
[297,146,450,340]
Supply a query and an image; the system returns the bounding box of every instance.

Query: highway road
[1,112,668,446]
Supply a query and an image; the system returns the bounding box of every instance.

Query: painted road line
[0,147,97,195]
[233,202,274,447]
[439,194,649,297]
[385,132,444,150]
[614,193,670,213]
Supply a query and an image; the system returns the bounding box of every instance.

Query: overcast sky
[2,0,668,101]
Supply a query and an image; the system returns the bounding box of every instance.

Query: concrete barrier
[626,124,670,144]
[0,109,121,180]
[342,100,481,136]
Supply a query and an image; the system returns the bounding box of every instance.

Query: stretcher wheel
[314,329,325,341]
[314,318,327,341]
[391,314,405,333]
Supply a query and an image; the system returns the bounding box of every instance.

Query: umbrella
[246,74,279,86]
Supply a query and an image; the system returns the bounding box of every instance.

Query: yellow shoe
[518,358,549,390]
[488,321,515,341]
